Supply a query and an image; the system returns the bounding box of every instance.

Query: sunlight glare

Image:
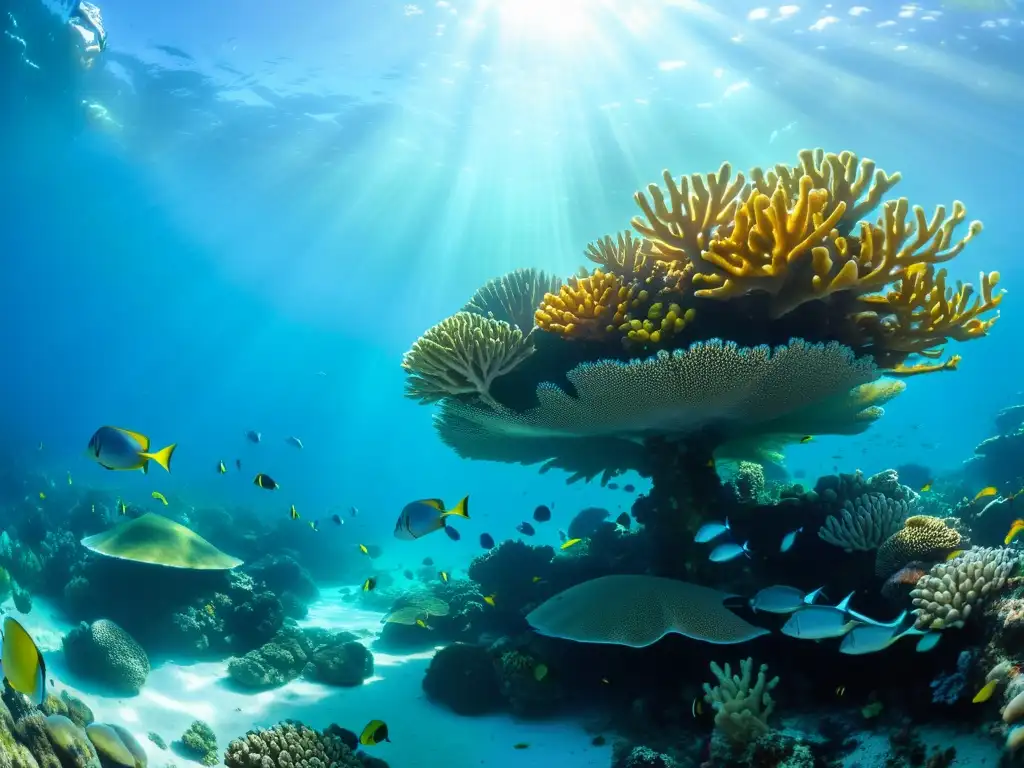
[491,0,602,44]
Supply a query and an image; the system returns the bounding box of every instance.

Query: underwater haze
[2,0,1024,767]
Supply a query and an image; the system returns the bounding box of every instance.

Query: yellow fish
[309,520,319,532]
[945,550,964,561]
[560,538,582,550]
[217,460,227,474]
[532,576,543,583]
[533,663,548,681]
[358,720,389,746]
[483,595,496,607]
[973,678,999,703]
[86,426,176,473]
[416,618,429,629]
[204,603,215,616]
[38,492,45,500]
[1,616,46,706]
[358,544,369,555]
[799,435,813,444]
[920,481,933,492]
[290,505,299,520]
[1005,519,1024,546]
[151,491,168,506]
[117,499,128,516]
[362,577,376,592]
[439,571,449,583]
[974,486,998,503]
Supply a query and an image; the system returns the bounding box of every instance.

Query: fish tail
[445,495,470,519]
[140,443,177,473]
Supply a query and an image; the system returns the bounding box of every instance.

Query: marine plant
[401,149,1003,575]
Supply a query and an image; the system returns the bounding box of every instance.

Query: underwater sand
[13,591,609,768]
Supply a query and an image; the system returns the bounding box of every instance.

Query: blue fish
[750,585,824,614]
[847,608,908,628]
[779,526,803,553]
[916,632,942,652]
[708,541,750,563]
[394,497,469,540]
[695,519,730,543]
[782,593,858,640]
[86,426,176,474]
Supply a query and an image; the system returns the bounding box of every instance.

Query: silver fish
[709,541,750,563]
[695,519,730,543]
[750,585,823,614]
[839,622,924,655]
[782,594,858,639]
[286,436,304,449]
[245,430,261,443]
[779,526,803,553]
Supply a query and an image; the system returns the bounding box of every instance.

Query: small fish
[204,603,215,616]
[217,461,227,474]
[615,512,631,528]
[920,481,933,492]
[439,571,449,583]
[705,459,715,468]
[117,499,127,516]
[608,483,619,490]
[973,679,999,703]
[533,505,552,522]
[317,371,327,377]
[394,497,470,540]
[835,686,845,697]
[403,570,413,579]
[286,436,304,449]
[1,616,46,705]
[532,576,543,583]
[750,585,822,614]
[592,736,606,747]
[422,557,434,566]
[245,430,261,444]
[623,484,635,493]
[358,720,389,746]
[331,514,342,525]
[362,577,376,592]
[517,522,536,536]
[253,473,279,490]
[483,595,496,607]
[445,526,461,541]
[839,622,923,655]
[782,593,858,640]
[86,427,176,473]
[38,492,45,500]
[779,526,803,553]
[358,544,369,555]
[513,744,529,750]
[945,549,964,561]
[151,491,168,506]
[480,533,495,549]
[533,663,548,681]
[37,442,43,451]
[415,618,430,629]
[709,541,751,563]
[66,471,72,485]
[560,538,582,551]
[974,486,998,503]
[694,519,730,543]
[309,520,319,532]
[916,632,942,653]
[799,435,813,444]
[1006,519,1024,546]
[290,505,300,520]
[691,698,703,718]
[235,459,242,471]
[350,506,359,517]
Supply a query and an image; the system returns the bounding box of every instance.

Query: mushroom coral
[400,149,1002,483]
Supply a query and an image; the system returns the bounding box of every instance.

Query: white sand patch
[11,593,610,768]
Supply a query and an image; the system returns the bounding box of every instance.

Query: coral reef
[226,627,310,690]
[875,515,963,579]
[817,492,912,552]
[62,620,150,695]
[910,546,1017,629]
[178,720,218,766]
[702,657,779,745]
[223,720,383,768]
[422,643,503,715]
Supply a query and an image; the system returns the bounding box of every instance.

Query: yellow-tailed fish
[483,594,496,607]
[117,499,127,516]
[151,491,168,506]
[439,571,449,583]
[38,492,45,500]
[946,549,964,561]
[362,577,376,592]
[533,663,548,681]
[560,538,582,550]
[358,720,389,746]
[358,544,369,555]
[416,618,430,629]
[974,486,999,503]
[799,435,813,444]
[1006,519,1024,546]
[921,481,933,492]
[394,496,469,540]
[217,460,227,474]
[1,616,46,706]
[290,505,299,520]
[973,678,999,703]
[86,426,176,473]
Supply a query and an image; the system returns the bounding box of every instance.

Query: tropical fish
[480,533,495,549]
[799,435,813,444]
[331,514,342,525]
[285,436,304,449]
[532,576,543,583]
[608,483,619,490]
[245,430,261,444]
[445,526,461,542]
[235,459,241,471]
[533,663,548,681]
[779,527,803,553]
[517,522,536,536]
[117,499,128,516]
[533,505,552,522]
[86,427,176,473]
[616,512,631,528]
[921,481,933,492]
[439,571,449,583]
[916,632,942,652]
[217,461,227,474]
[513,743,529,750]
[422,557,434,566]
[483,595,496,606]
[623,484,635,493]
[289,505,300,520]
[350,506,359,517]
[974,486,998,503]
[358,720,389,746]
[1006,519,1024,546]
[560,538,582,551]
[945,549,964,561]
[151,491,168,506]
[1,616,46,706]
[204,603,215,616]
[362,577,376,592]
[415,618,429,629]
[253,474,279,490]
[782,594,859,640]
[750,585,823,614]
[694,519,730,543]
[38,492,45,500]
[839,623,924,655]
[394,497,469,540]
[358,544,369,555]
[973,679,999,703]
[708,541,750,563]
[309,520,319,532]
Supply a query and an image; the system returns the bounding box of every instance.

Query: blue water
[1,0,1022,573]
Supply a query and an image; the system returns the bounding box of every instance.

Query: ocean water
[1,0,1024,767]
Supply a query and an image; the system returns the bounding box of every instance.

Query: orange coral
[535,269,635,339]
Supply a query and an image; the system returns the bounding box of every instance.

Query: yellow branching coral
[402,312,534,408]
[535,269,634,339]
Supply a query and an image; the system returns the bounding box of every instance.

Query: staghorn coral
[702,658,779,745]
[462,268,562,332]
[910,546,1018,630]
[817,492,913,552]
[402,312,534,408]
[874,515,963,579]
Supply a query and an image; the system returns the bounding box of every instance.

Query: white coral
[702,657,779,743]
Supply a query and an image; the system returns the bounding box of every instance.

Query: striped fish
[394,497,469,540]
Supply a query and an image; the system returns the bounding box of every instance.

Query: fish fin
[33,651,45,706]
[113,427,150,451]
[445,495,470,519]
[139,443,176,473]
[419,499,445,510]
[140,462,148,474]
[836,592,855,612]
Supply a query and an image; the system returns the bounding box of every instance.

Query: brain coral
[62,620,150,695]
[874,515,963,579]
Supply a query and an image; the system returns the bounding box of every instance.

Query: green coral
[179,720,218,766]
